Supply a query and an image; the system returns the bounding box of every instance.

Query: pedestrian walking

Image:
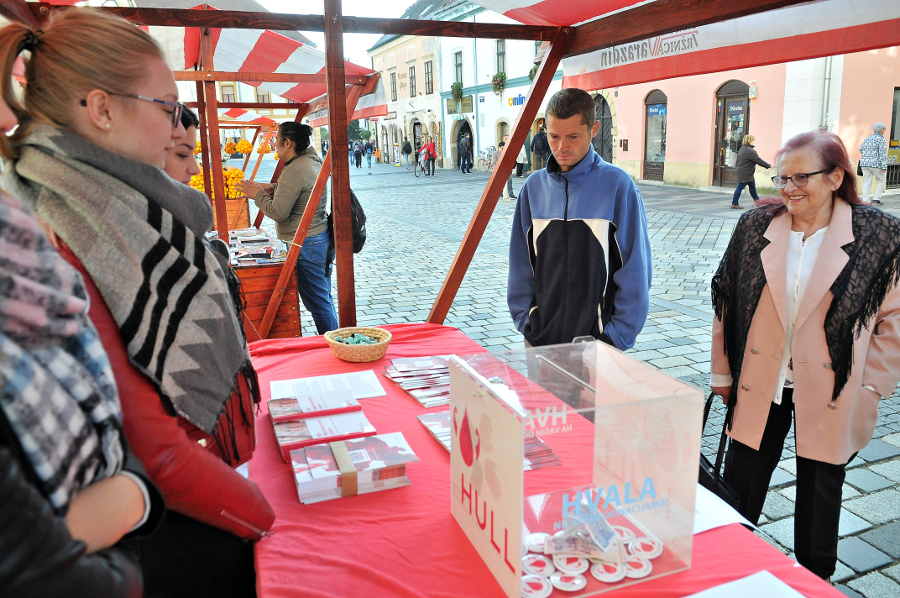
[353,139,363,169]
[348,141,354,166]
[711,129,900,581]
[402,137,413,169]
[516,142,528,177]
[459,132,472,174]
[502,135,517,199]
[417,136,437,176]
[859,122,888,206]
[321,138,328,159]
[530,125,549,170]
[364,140,373,168]
[493,141,516,199]
[731,135,771,209]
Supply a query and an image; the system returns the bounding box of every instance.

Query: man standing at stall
[507,88,652,349]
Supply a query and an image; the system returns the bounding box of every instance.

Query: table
[247,323,842,598]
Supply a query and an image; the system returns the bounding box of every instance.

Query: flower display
[223,141,237,155]
[188,167,246,199]
[235,139,253,154]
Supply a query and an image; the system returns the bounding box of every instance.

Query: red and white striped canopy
[218,108,276,126]
[476,0,900,91]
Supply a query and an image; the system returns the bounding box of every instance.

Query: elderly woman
[731,134,771,209]
[710,130,900,580]
[859,122,888,206]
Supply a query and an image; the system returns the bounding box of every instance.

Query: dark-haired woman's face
[165,125,201,184]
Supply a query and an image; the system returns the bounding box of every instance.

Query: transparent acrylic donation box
[449,341,704,598]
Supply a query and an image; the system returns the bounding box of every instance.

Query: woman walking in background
[732,134,771,209]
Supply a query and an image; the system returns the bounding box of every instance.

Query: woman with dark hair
[164,105,201,184]
[710,130,900,580]
[0,10,274,597]
[238,121,338,334]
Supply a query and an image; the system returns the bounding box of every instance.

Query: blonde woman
[0,10,273,597]
[732,134,771,209]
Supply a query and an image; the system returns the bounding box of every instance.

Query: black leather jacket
[0,409,163,598]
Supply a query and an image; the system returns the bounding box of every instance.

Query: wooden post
[195,80,213,206]
[256,85,364,338]
[200,29,229,242]
[241,126,261,172]
[324,0,355,328]
[427,28,570,324]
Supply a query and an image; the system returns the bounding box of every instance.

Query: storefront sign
[447,95,474,114]
[508,93,526,107]
[384,111,397,120]
[646,104,666,116]
[727,101,745,116]
[591,30,699,70]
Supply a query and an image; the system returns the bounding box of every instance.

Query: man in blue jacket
[508,88,651,349]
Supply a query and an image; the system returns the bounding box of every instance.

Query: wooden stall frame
[8,0,886,334]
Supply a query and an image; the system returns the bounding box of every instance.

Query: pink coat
[711,198,900,465]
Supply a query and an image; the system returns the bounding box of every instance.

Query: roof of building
[134,0,315,46]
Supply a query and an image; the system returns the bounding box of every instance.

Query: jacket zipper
[562,176,570,342]
[220,509,273,539]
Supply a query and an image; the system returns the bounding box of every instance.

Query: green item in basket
[336,333,378,345]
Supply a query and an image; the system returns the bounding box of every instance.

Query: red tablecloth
[248,323,841,598]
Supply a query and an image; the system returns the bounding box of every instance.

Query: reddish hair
[774,130,861,206]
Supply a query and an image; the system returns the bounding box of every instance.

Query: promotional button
[524,532,551,554]
[624,555,652,579]
[552,555,589,574]
[549,571,587,592]
[522,553,555,577]
[520,574,552,598]
[612,525,635,543]
[590,562,627,583]
[630,536,663,560]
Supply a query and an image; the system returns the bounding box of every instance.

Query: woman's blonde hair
[742,134,755,146]
[0,9,165,159]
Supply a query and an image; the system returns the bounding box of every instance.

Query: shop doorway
[592,94,614,163]
[714,80,750,187]
[456,120,472,168]
[412,120,423,164]
[643,90,667,181]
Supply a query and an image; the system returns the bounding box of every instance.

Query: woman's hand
[712,386,731,405]
[236,180,272,197]
[65,474,145,553]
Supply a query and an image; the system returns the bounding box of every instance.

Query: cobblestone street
[249,156,900,597]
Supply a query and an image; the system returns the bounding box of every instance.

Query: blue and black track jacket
[507,147,651,349]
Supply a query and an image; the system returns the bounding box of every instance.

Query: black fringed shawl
[711,202,900,428]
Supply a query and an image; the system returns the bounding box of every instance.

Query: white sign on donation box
[450,356,524,598]
[450,342,704,597]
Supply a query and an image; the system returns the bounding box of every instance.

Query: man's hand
[236,180,273,197]
[712,386,731,405]
[65,474,145,553]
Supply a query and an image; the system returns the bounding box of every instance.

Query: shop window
[424,61,434,95]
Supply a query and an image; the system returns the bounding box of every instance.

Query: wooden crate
[234,262,301,338]
[211,197,250,230]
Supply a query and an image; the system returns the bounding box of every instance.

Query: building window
[220,84,235,103]
[256,91,270,103]
[424,61,433,95]
[390,72,397,102]
[496,40,505,74]
[409,66,417,97]
[454,51,463,84]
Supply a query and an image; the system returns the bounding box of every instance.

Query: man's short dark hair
[546,88,595,130]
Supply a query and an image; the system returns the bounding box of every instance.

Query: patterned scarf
[3,125,259,442]
[711,202,900,427]
[0,191,123,512]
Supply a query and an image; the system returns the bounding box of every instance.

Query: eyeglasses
[80,93,183,129]
[771,170,827,189]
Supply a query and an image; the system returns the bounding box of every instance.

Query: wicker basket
[324,327,392,363]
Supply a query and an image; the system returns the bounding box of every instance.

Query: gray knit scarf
[3,125,259,437]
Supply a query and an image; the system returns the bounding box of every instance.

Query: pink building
[588,48,900,193]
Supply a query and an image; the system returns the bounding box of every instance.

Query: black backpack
[532,134,547,154]
[327,189,367,254]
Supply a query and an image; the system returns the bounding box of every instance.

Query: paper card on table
[693,483,754,534]
[683,570,805,598]
[267,390,361,423]
[273,411,376,461]
[269,370,386,403]
[391,356,451,372]
[449,356,524,598]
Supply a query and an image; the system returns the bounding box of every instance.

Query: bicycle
[414,159,428,178]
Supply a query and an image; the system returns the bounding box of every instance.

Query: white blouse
[710,227,828,405]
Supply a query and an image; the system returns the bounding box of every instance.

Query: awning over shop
[218,107,276,126]
[475,0,900,91]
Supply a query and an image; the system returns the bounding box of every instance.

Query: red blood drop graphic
[459,408,474,466]
[604,565,616,573]
[527,580,542,590]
